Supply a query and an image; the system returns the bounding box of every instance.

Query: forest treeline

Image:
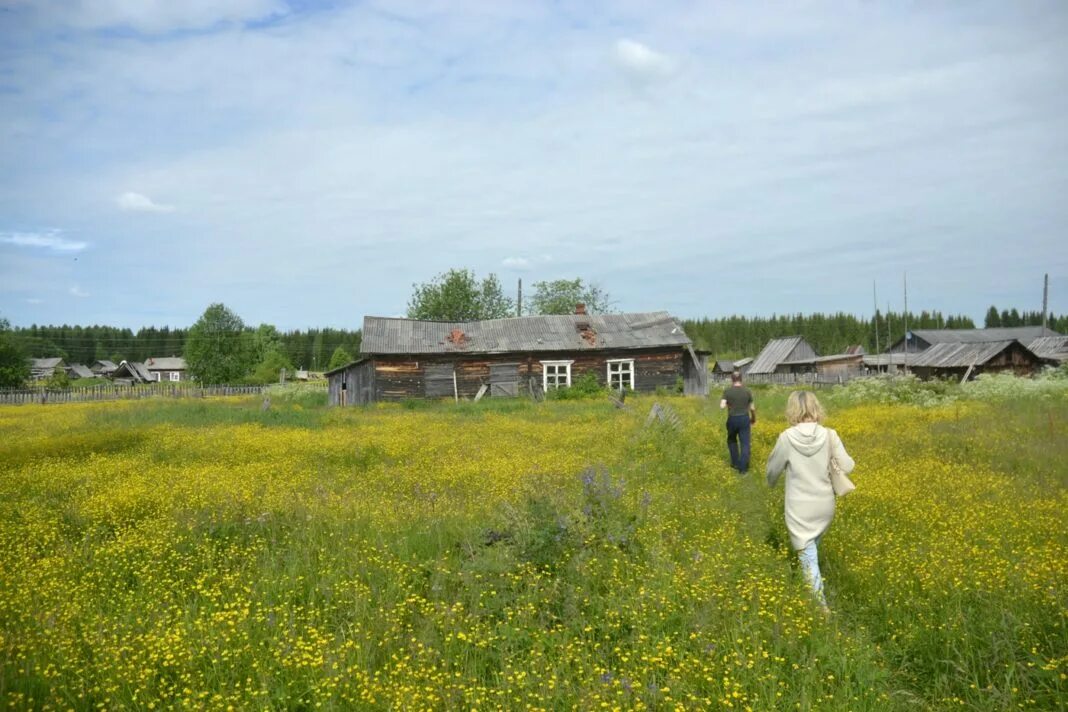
[10,306,1065,364]
[684,308,1066,358]
[12,324,361,371]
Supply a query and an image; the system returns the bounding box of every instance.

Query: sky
[1,0,1067,330]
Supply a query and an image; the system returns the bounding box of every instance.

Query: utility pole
[517,278,523,317]
[873,281,880,355]
[903,273,910,374]
[1042,273,1049,335]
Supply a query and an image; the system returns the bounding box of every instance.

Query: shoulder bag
[828,432,855,497]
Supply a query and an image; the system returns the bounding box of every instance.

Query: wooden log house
[326,309,709,406]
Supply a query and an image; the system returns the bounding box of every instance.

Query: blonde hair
[785,390,825,425]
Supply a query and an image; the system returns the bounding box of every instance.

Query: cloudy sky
[1,1,1066,330]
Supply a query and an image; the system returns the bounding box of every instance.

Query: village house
[29,357,67,381]
[908,340,1043,380]
[144,356,188,382]
[1027,335,1068,365]
[888,326,1056,354]
[326,308,709,406]
[746,336,818,376]
[67,364,96,379]
[91,360,119,377]
[711,357,752,377]
[111,360,154,385]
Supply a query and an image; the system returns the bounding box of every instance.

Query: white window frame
[606,358,635,391]
[540,360,573,391]
[169,371,180,382]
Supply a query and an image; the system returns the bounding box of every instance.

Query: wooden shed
[747,337,817,375]
[909,340,1042,380]
[326,312,709,406]
[889,327,1055,354]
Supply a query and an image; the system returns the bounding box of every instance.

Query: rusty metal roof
[908,340,1027,368]
[361,312,691,355]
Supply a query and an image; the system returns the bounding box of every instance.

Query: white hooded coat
[766,422,855,550]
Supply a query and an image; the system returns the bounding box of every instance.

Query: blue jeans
[798,536,827,606]
[726,413,751,472]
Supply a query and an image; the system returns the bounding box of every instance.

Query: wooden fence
[0,384,283,405]
[710,371,867,388]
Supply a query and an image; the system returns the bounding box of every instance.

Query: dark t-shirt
[722,385,753,417]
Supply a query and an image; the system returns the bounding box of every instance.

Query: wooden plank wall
[367,349,690,402]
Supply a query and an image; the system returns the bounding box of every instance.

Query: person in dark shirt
[720,370,756,473]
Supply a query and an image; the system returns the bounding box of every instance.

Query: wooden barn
[747,336,817,375]
[909,340,1043,380]
[888,326,1054,354]
[326,311,709,406]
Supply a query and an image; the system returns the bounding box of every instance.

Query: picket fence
[0,384,277,405]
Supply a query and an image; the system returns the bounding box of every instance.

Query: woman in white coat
[766,390,854,606]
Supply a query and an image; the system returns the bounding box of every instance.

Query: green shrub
[547,372,606,401]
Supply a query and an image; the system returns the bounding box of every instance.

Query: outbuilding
[909,340,1043,380]
[326,310,709,406]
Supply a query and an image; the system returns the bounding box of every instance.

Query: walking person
[720,370,756,473]
[766,390,854,607]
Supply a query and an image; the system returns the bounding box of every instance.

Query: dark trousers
[726,413,751,472]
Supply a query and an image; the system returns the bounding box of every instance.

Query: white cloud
[502,257,530,269]
[25,298,44,304]
[69,284,90,298]
[1,230,88,252]
[614,39,675,83]
[117,192,175,213]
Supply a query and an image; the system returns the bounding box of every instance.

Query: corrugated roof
[1028,336,1068,362]
[910,327,1055,344]
[92,360,118,371]
[748,337,805,374]
[145,356,187,370]
[909,340,1023,368]
[360,312,692,355]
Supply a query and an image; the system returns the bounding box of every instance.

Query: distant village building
[326,309,709,406]
[29,357,67,381]
[111,360,154,385]
[776,352,865,377]
[909,340,1043,380]
[144,356,188,382]
[746,337,817,375]
[712,357,752,376]
[1027,335,1068,365]
[67,364,96,379]
[91,360,119,377]
[888,327,1055,354]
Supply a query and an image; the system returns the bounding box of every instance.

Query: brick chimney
[575,303,587,315]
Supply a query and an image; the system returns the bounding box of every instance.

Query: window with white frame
[169,371,180,382]
[541,360,573,390]
[606,359,635,390]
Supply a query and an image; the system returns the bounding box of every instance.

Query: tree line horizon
[2,269,1065,384]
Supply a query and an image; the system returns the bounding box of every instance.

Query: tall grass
[0,390,1063,709]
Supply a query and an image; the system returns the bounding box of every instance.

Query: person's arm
[766,432,788,486]
[829,429,855,475]
[748,392,756,421]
